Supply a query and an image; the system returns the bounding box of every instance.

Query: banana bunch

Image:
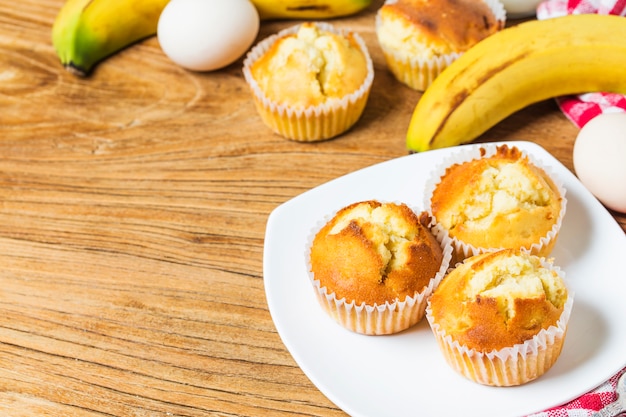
[251,0,372,20]
[406,14,626,152]
[52,0,372,77]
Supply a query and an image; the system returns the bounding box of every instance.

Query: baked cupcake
[426,144,566,261]
[426,249,573,386]
[375,0,505,90]
[242,22,374,142]
[308,200,452,335]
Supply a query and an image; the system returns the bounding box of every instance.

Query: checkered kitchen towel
[527,367,626,416]
[536,0,626,128]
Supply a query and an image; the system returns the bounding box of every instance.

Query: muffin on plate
[243,22,374,142]
[426,249,573,386]
[375,0,505,90]
[426,144,566,261]
[308,200,452,335]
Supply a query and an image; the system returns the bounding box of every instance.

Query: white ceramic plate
[263,141,626,417]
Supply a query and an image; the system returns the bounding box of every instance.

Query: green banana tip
[64,62,90,77]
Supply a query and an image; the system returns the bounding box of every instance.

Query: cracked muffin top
[428,249,568,352]
[430,145,564,257]
[249,22,369,108]
[309,200,444,306]
[376,0,504,59]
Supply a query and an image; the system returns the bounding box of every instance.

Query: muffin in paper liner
[242,22,374,142]
[426,292,574,387]
[424,144,567,263]
[306,201,453,336]
[375,24,461,92]
[427,296,574,386]
[375,0,506,91]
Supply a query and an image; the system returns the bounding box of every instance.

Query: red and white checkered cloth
[527,367,626,416]
[536,0,626,128]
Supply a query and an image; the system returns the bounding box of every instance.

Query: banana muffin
[427,249,573,386]
[308,200,452,335]
[243,22,374,142]
[375,0,505,90]
[426,144,566,261]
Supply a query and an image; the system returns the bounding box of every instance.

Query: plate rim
[263,140,626,417]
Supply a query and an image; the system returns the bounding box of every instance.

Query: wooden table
[1,1,624,416]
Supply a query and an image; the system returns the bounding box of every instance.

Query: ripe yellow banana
[52,0,170,76]
[251,0,372,20]
[406,14,626,153]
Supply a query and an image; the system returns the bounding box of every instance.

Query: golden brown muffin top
[377,0,503,57]
[250,23,369,108]
[429,249,568,352]
[430,145,563,251]
[310,200,444,306]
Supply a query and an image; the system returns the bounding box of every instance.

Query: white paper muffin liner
[375,0,506,91]
[242,22,374,142]
[426,264,574,387]
[305,201,454,335]
[423,143,567,262]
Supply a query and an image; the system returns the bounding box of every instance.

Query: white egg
[157,0,260,71]
[573,112,626,213]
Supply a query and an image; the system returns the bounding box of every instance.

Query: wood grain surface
[1,1,624,416]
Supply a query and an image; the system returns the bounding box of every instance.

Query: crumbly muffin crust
[376,0,503,59]
[429,249,568,352]
[310,200,444,306]
[430,145,563,253]
[250,22,369,108]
